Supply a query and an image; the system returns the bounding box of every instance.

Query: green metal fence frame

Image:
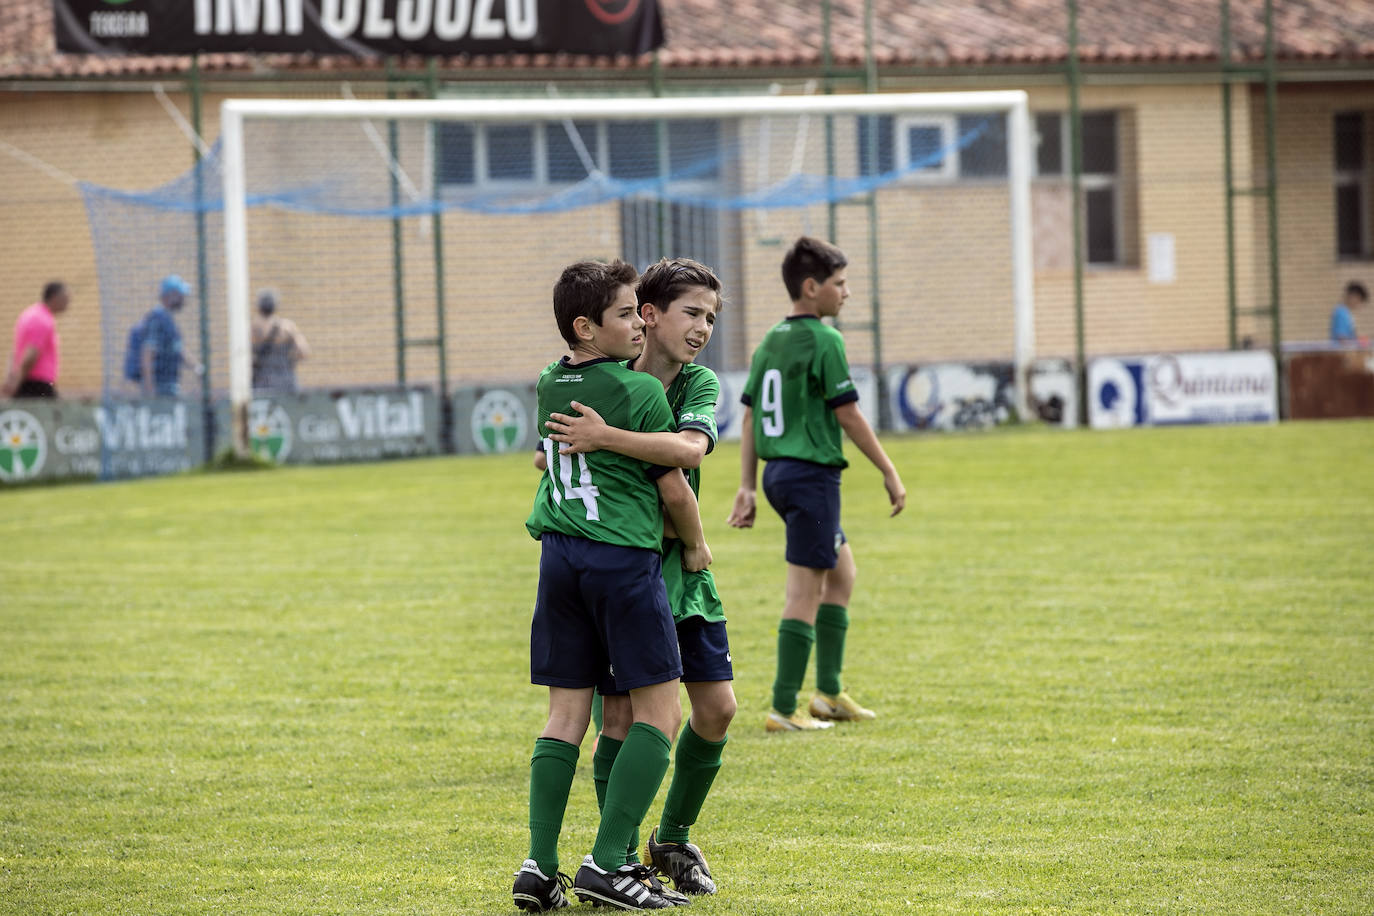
[175,0,1299,436]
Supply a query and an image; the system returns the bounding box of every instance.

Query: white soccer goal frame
[219,91,1035,455]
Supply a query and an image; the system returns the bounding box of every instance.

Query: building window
[438,123,545,187]
[857,115,895,176]
[1335,112,1369,259]
[1034,110,1127,266]
[436,118,720,189]
[607,121,658,179]
[436,123,476,185]
[897,115,957,179]
[1035,112,1063,175]
[486,124,536,182]
[857,114,1007,180]
[546,121,599,183]
[959,114,1008,177]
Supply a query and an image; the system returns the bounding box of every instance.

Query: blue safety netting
[78,112,1000,395]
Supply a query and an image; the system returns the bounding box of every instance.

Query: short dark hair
[41,281,66,304]
[1345,281,1369,303]
[553,259,639,348]
[636,258,723,314]
[781,236,847,301]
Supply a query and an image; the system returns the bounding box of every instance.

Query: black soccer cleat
[572,855,676,909]
[647,827,717,895]
[512,858,571,912]
[640,865,691,907]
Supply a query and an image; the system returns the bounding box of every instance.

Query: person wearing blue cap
[139,274,203,397]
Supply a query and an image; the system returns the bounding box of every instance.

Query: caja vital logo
[0,410,47,482]
[249,400,293,463]
[471,389,528,454]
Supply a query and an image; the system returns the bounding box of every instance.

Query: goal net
[212,91,1033,452]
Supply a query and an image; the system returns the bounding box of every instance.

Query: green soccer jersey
[741,315,859,468]
[663,361,720,498]
[658,361,726,625]
[525,357,676,551]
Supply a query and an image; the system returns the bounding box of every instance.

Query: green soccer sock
[592,734,639,864]
[656,723,727,846]
[772,618,816,715]
[592,734,622,814]
[590,722,671,871]
[814,603,850,696]
[527,737,579,877]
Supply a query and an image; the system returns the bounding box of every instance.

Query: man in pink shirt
[2,281,69,399]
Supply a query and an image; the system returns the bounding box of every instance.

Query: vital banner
[54,0,664,57]
[230,388,440,464]
[0,398,202,484]
[1088,351,1278,429]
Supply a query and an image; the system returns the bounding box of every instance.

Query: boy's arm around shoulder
[546,400,710,468]
[657,469,712,572]
[834,401,907,517]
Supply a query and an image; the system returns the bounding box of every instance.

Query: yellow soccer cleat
[765,708,835,732]
[809,691,877,721]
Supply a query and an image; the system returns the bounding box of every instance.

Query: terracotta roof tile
[2,0,1373,79]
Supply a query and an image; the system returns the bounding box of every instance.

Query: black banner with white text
[53,0,664,57]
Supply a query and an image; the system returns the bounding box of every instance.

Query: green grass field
[2,422,1372,914]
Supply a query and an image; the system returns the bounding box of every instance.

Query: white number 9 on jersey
[760,368,785,438]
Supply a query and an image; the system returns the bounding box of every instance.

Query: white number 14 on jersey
[543,438,601,520]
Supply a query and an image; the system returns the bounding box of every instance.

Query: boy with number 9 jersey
[728,236,907,733]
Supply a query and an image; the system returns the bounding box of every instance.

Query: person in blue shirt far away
[1330,280,1368,347]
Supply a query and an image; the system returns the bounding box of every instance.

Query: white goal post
[219,90,1035,455]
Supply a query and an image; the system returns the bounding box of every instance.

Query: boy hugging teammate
[515,260,711,912]
[545,258,735,899]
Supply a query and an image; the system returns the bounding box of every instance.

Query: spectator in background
[251,289,311,394]
[2,281,68,399]
[1330,281,1369,346]
[142,274,202,397]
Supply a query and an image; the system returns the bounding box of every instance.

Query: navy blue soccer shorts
[677,617,733,684]
[602,616,733,697]
[530,532,682,694]
[761,457,848,570]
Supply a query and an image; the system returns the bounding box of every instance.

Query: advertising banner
[236,388,440,464]
[53,0,664,57]
[1088,351,1278,429]
[451,383,540,455]
[0,399,202,484]
[884,359,1077,432]
[887,362,1016,432]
